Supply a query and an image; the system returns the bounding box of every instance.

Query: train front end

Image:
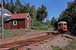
[57,21,68,32]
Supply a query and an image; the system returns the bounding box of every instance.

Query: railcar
[57,21,68,32]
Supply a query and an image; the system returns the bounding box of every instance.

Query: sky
[4,0,74,20]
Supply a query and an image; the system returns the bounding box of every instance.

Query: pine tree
[36,4,48,21]
[30,5,37,21]
[9,0,15,13]
[5,2,10,11]
[30,5,37,27]
[15,0,22,13]
[24,2,30,13]
[51,17,57,28]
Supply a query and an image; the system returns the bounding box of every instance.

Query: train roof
[58,21,67,24]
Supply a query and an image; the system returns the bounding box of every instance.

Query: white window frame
[13,20,17,26]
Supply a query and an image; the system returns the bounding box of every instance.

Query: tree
[46,19,51,28]
[5,2,10,11]
[36,4,48,21]
[15,0,22,13]
[58,0,76,30]
[9,0,15,13]
[24,2,30,13]
[30,5,37,21]
[51,17,57,28]
[30,5,37,27]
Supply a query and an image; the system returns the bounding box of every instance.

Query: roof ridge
[13,11,28,14]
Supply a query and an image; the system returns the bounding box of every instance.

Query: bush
[71,29,76,35]
[52,46,61,50]
[31,21,48,30]
[69,25,76,35]
[39,24,48,30]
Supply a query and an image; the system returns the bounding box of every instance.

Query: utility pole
[1,0,4,38]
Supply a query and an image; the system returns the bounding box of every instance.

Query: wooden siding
[4,17,30,30]
[11,19,25,29]
[17,19,25,29]
[4,21,12,29]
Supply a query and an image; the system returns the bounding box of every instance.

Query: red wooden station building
[4,12,30,30]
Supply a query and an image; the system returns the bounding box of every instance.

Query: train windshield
[64,23,67,25]
[58,23,67,26]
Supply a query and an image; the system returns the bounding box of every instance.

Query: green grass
[31,21,55,30]
[52,46,61,50]
[51,40,76,50]
[31,21,49,30]
[62,40,76,50]
[4,29,27,38]
[65,40,76,50]
[10,47,18,50]
[68,40,76,49]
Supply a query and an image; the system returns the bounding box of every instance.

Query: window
[13,20,17,26]
[61,24,63,26]
[58,23,63,26]
[64,23,67,25]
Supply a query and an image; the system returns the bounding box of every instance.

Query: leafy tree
[36,4,48,21]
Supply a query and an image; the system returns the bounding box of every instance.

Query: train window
[61,23,63,26]
[58,21,67,26]
[58,23,64,26]
[64,23,67,25]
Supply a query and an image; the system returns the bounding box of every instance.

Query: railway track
[0,32,60,50]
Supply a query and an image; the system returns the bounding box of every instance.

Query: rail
[0,31,60,50]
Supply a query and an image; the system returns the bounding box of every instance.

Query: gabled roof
[10,12,29,19]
